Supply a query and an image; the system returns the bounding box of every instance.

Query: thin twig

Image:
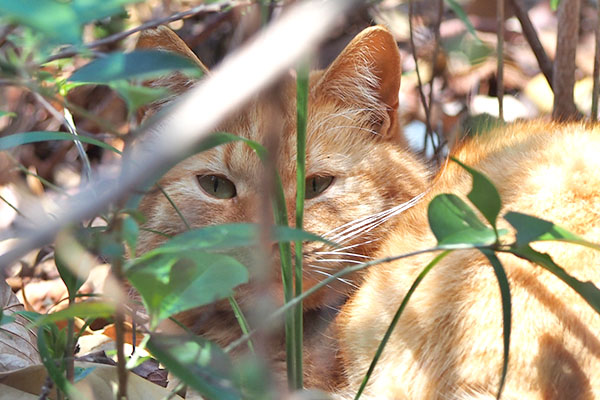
[114,307,128,400]
[408,0,433,155]
[427,0,444,159]
[508,0,553,90]
[38,374,54,400]
[497,0,504,122]
[592,0,600,120]
[0,193,25,218]
[43,1,252,64]
[0,0,358,271]
[225,246,449,353]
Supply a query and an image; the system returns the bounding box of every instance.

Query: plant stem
[228,296,255,354]
[293,57,310,389]
[354,251,451,399]
[225,246,452,353]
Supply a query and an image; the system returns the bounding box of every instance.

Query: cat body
[335,121,600,399]
[136,25,600,399]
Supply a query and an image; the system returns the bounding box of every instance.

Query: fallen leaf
[0,279,41,372]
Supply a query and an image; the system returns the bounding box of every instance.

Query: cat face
[137,26,429,310]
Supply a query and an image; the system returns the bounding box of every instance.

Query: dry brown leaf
[0,383,38,400]
[0,362,183,400]
[0,279,41,372]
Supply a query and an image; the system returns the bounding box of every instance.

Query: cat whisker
[328,239,378,252]
[309,264,337,272]
[313,258,366,265]
[314,251,371,259]
[324,124,380,136]
[325,192,428,244]
[310,269,358,289]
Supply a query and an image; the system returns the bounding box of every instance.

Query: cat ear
[136,26,209,120]
[315,25,402,139]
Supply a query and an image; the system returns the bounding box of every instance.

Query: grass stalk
[353,250,451,399]
[293,58,310,388]
[225,246,450,354]
[228,296,255,354]
[272,175,297,388]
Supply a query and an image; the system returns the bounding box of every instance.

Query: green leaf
[0,312,15,326]
[0,0,82,46]
[37,326,83,399]
[131,223,332,264]
[71,0,142,25]
[550,0,561,11]
[509,245,600,315]
[54,251,86,303]
[463,113,505,137]
[69,50,203,83]
[127,251,248,329]
[109,81,170,113]
[480,249,511,400]
[0,131,121,154]
[0,111,15,118]
[428,194,497,248]
[122,215,139,257]
[147,334,240,400]
[504,212,600,251]
[452,157,501,230]
[0,0,140,47]
[31,302,116,328]
[445,0,482,43]
[74,366,96,383]
[231,356,273,399]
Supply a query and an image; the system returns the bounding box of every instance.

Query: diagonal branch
[508,0,553,90]
[43,0,253,64]
[0,0,359,269]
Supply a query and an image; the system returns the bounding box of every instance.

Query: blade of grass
[224,246,450,353]
[293,57,310,389]
[0,130,122,154]
[158,185,191,230]
[480,249,511,399]
[228,296,255,354]
[273,173,296,388]
[17,164,67,194]
[353,250,451,399]
[445,0,482,43]
[0,192,25,218]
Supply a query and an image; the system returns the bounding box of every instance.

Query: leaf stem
[354,250,452,399]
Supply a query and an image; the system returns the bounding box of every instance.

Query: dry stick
[114,307,128,400]
[43,0,253,64]
[496,0,504,122]
[0,0,358,268]
[592,0,600,121]
[408,0,433,155]
[428,0,444,158]
[552,0,581,121]
[508,0,553,90]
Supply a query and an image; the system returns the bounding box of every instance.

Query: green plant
[2,2,600,400]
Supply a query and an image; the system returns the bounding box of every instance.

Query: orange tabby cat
[136,24,428,387]
[136,25,600,399]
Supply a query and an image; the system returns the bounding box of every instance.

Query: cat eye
[197,175,237,199]
[305,176,334,199]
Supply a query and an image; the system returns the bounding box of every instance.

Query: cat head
[136,25,429,311]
